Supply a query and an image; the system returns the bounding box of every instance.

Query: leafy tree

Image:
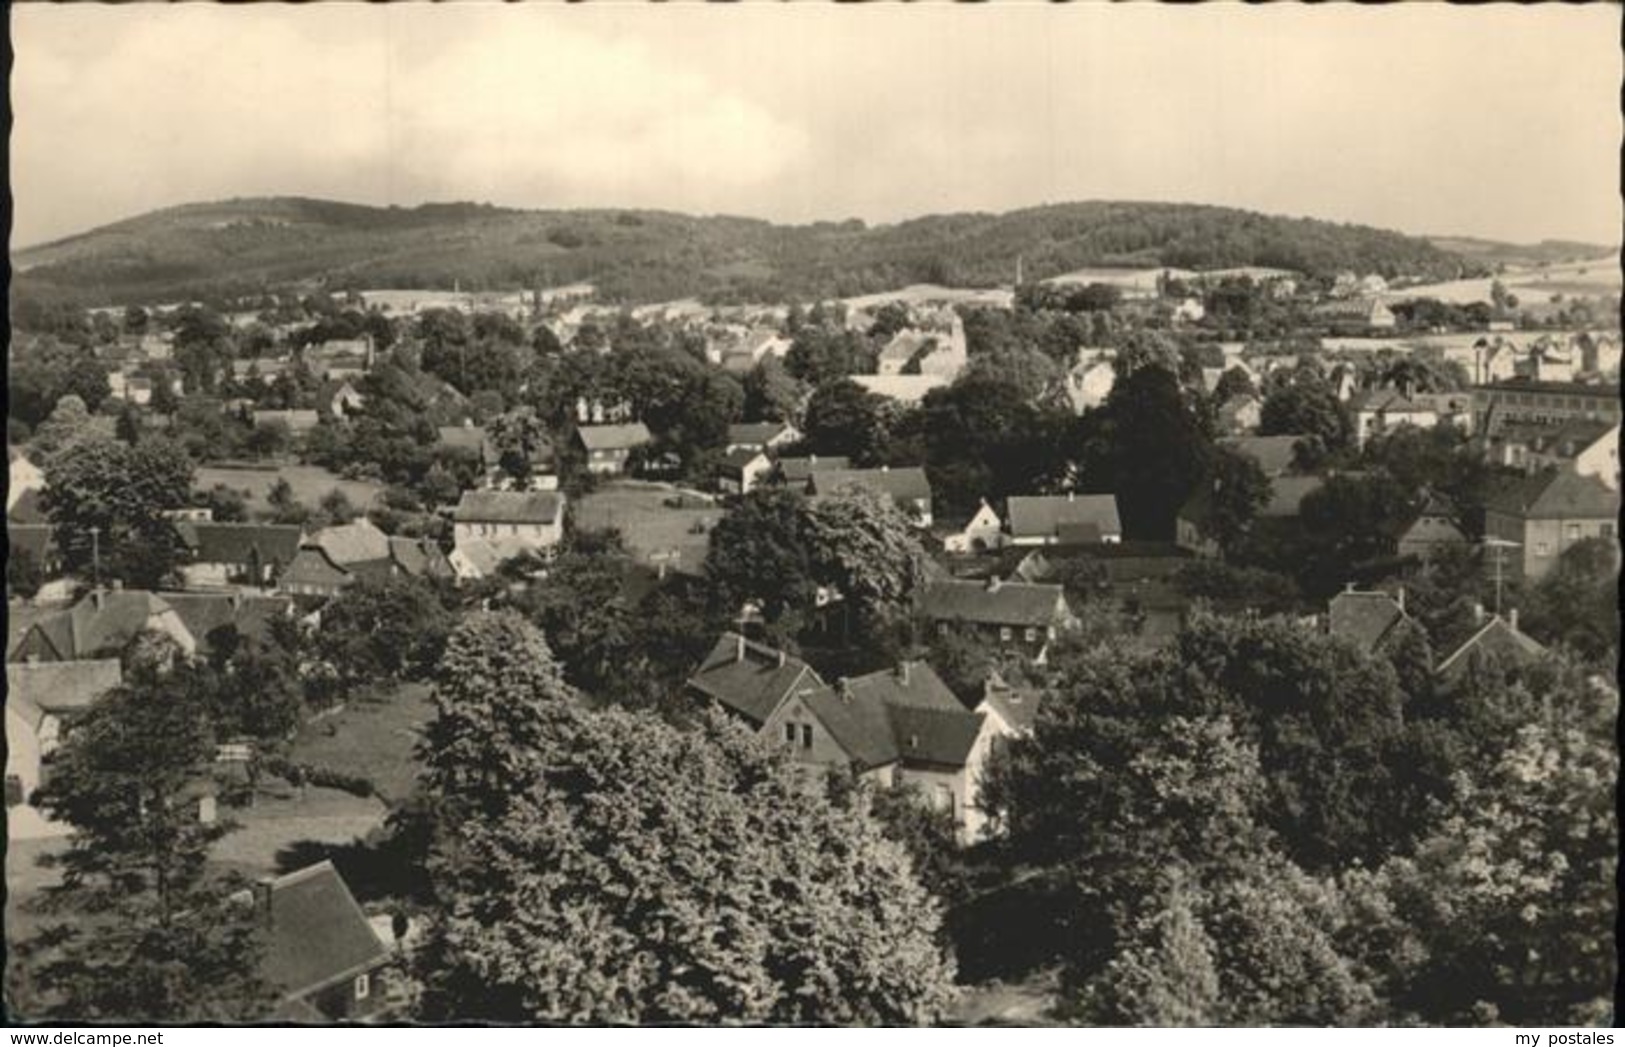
[921,373,1070,519]
[7,546,44,600]
[195,483,250,523]
[419,612,580,822]
[1212,365,1257,404]
[1070,365,1213,540]
[416,683,956,1023]
[801,379,890,466]
[785,326,873,386]
[803,482,923,627]
[486,406,550,483]
[1199,446,1272,554]
[313,576,452,694]
[206,634,305,796]
[30,395,98,461]
[741,357,804,423]
[702,487,820,638]
[24,660,273,1021]
[266,477,310,526]
[1074,873,1223,1025]
[1521,537,1620,668]
[316,488,358,527]
[41,434,194,588]
[1260,374,1351,453]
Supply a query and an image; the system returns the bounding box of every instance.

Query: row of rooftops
[1326,585,1549,680]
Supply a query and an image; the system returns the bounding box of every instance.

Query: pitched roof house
[807,466,934,527]
[283,521,452,598]
[1219,434,1302,478]
[1395,490,1468,562]
[6,659,123,804]
[1327,587,1409,654]
[1435,609,1548,683]
[763,661,1004,840]
[1007,493,1123,546]
[176,522,305,587]
[11,590,197,663]
[917,577,1077,663]
[257,861,393,1021]
[684,632,825,727]
[717,448,774,496]
[1483,465,1620,581]
[850,374,950,405]
[726,421,801,454]
[776,455,850,484]
[577,422,653,475]
[452,490,565,554]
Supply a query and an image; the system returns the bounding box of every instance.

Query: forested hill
[13,196,1483,306]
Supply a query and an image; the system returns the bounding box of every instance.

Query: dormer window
[354,973,370,1000]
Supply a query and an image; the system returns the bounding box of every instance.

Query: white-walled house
[942,499,1005,554]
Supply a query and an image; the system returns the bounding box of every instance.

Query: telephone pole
[88,526,102,590]
[1483,537,1520,615]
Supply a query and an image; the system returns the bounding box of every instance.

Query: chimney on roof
[777,649,786,668]
[809,454,818,465]
[735,632,746,663]
[986,575,1003,593]
[837,677,853,703]
[1067,491,1075,503]
[254,879,276,927]
[1508,607,1519,632]
[1395,587,1405,612]
[880,464,890,473]
[1473,602,1485,625]
[896,661,910,685]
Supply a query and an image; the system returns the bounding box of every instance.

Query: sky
[10,3,1622,249]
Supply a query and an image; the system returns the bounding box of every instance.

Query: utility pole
[1483,537,1520,615]
[89,526,102,590]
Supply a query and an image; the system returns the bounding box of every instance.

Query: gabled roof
[778,456,850,482]
[435,425,490,457]
[452,490,563,526]
[1350,390,1437,415]
[26,591,180,661]
[796,662,986,771]
[1327,590,1407,653]
[1435,616,1549,678]
[175,523,304,566]
[6,659,123,727]
[918,578,1070,628]
[162,592,293,649]
[281,545,354,589]
[309,519,392,566]
[263,861,389,1003]
[720,447,770,472]
[978,674,1042,733]
[1218,435,1302,478]
[808,466,933,506]
[1006,494,1122,540]
[251,409,321,433]
[687,632,824,726]
[727,422,793,447]
[1485,467,1618,520]
[577,422,652,452]
[8,523,56,563]
[450,536,542,578]
[388,536,453,579]
[1261,475,1326,518]
[8,488,47,525]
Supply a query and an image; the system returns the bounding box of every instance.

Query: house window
[934,784,955,816]
[1024,627,1038,642]
[354,973,370,1001]
[1566,524,1581,541]
[1602,523,1615,538]
[1535,542,1551,557]
[800,724,814,750]
[937,622,949,637]
[999,626,1013,643]
[783,723,797,745]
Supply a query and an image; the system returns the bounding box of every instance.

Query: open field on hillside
[194,463,386,516]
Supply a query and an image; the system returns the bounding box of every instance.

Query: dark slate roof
[22,591,176,660]
[808,467,933,506]
[435,425,490,456]
[777,456,850,483]
[918,578,1070,628]
[1007,494,1122,540]
[1436,616,1549,678]
[1218,435,1302,478]
[263,861,388,1001]
[1262,475,1325,518]
[6,660,123,727]
[162,592,292,649]
[798,662,986,771]
[281,546,353,589]
[686,632,825,726]
[1328,590,1407,653]
[8,523,55,562]
[452,490,563,526]
[8,488,47,524]
[979,675,1042,733]
[577,423,652,452]
[388,536,453,579]
[176,523,304,566]
[720,448,769,472]
[1476,379,1623,399]
[727,422,792,447]
[1485,467,1618,521]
